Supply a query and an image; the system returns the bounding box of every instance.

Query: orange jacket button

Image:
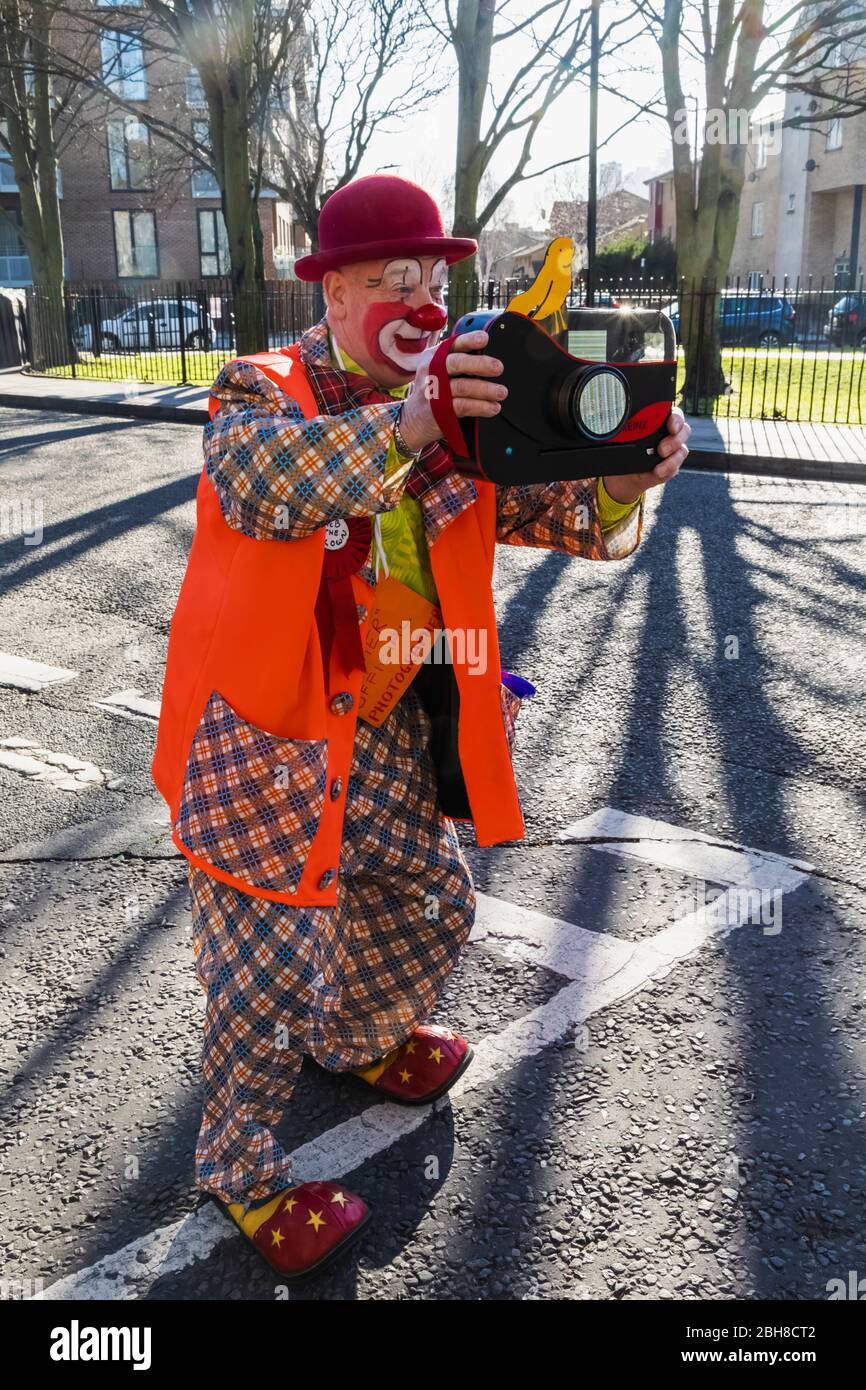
[318,869,337,889]
[329,777,343,801]
[329,692,354,716]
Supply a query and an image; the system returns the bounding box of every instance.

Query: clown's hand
[398,329,508,454]
[601,408,691,505]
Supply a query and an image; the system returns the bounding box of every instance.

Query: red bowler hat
[293,174,477,281]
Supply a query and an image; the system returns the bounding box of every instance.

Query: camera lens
[573,368,629,438]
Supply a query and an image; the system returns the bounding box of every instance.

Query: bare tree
[646,0,866,401]
[138,0,308,349]
[475,177,517,284]
[0,3,89,297]
[427,0,647,315]
[2,1,309,350]
[599,159,624,197]
[265,0,449,255]
[0,2,107,362]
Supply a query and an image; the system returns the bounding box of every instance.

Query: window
[275,204,293,251]
[100,29,147,100]
[751,202,764,237]
[747,271,764,291]
[186,68,206,107]
[191,119,219,196]
[0,208,30,284]
[268,78,296,117]
[0,209,25,255]
[0,146,17,191]
[827,117,843,150]
[756,138,768,169]
[113,209,158,277]
[107,118,151,189]
[198,208,230,276]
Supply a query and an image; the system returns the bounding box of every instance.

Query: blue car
[665,291,796,347]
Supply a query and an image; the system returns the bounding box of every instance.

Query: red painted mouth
[393,333,430,354]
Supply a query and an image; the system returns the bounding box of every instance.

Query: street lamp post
[585,0,600,306]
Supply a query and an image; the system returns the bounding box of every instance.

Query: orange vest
[151,346,524,907]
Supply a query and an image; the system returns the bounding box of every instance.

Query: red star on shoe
[218,1180,370,1279]
[351,1024,473,1104]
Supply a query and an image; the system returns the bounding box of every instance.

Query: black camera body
[448,307,677,484]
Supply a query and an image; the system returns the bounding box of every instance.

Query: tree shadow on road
[0,418,141,460]
[0,472,197,602]
[436,471,862,1300]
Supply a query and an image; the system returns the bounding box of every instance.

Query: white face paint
[374,257,449,372]
[378,317,432,372]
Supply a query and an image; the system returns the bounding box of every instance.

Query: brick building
[0,5,309,287]
[646,171,676,246]
[646,91,866,288]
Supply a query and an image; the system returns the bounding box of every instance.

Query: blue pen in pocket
[500,671,537,699]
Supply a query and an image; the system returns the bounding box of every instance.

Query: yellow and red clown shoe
[220,1181,371,1280]
[351,1024,473,1104]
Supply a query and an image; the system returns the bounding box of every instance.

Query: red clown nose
[406,302,448,332]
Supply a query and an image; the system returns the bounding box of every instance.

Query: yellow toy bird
[505,236,575,337]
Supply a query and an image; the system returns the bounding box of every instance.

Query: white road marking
[471,895,637,982]
[96,689,161,722]
[0,651,77,693]
[33,808,811,1301]
[0,739,121,791]
[563,806,812,891]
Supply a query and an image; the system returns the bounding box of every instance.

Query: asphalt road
[0,406,865,1303]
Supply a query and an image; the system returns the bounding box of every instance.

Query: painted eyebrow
[366,260,420,286]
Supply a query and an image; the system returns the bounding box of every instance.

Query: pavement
[686,414,866,482]
[0,368,209,423]
[1,367,865,481]
[0,405,865,1302]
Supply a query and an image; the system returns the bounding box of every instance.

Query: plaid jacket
[204,318,644,566]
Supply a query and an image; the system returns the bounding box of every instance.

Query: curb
[1,391,864,484]
[0,391,208,426]
[685,450,866,486]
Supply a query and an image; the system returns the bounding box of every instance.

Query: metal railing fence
[15,274,866,423]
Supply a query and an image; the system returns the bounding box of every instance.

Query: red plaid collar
[297,318,463,504]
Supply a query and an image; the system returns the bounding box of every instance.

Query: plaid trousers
[189,686,476,1205]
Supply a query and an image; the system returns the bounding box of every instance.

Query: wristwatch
[393,404,421,461]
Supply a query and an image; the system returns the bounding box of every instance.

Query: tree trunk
[448,0,495,325]
[0,4,69,371]
[660,0,758,409]
[29,9,69,369]
[676,174,742,408]
[677,276,724,409]
[447,217,480,323]
[220,97,267,353]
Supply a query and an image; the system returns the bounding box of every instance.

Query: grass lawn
[676,346,866,423]
[44,344,866,423]
[43,348,229,389]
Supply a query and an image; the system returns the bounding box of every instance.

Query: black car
[825,295,866,349]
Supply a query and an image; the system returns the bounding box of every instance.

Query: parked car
[74,298,215,353]
[566,291,622,309]
[824,294,866,349]
[665,291,795,347]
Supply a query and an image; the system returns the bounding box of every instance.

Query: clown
[152,174,690,1280]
